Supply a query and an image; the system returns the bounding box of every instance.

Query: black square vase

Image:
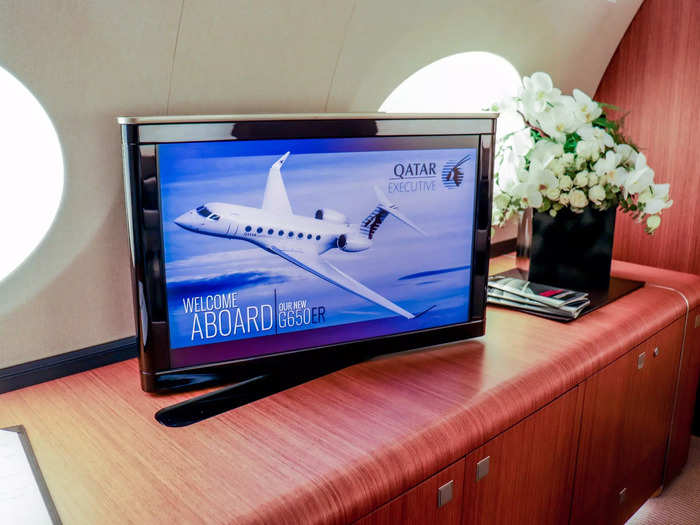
[527,206,617,291]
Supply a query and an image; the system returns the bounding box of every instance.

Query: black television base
[491,268,644,321]
[155,356,364,427]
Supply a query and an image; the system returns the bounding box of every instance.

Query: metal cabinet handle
[637,352,646,369]
[653,347,660,357]
[619,487,627,504]
[437,480,454,508]
[476,456,490,481]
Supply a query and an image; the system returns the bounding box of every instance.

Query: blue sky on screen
[158,138,477,349]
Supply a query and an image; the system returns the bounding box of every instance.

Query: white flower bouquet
[491,72,672,234]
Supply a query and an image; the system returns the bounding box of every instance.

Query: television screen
[157,137,478,368]
[119,114,495,394]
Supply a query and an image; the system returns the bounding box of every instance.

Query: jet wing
[265,245,415,319]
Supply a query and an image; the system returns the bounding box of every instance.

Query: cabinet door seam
[647,283,689,487]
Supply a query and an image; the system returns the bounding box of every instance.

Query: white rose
[559,192,570,206]
[561,153,575,167]
[570,189,588,208]
[559,175,573,191]
[549,158,565,177]
[574,171,589,187]
[646,214,661,232]
[588,173,598,186]
[493,193,511,211]
[574,154,587,170]
[588,185,606,204]
[546,187,561,201]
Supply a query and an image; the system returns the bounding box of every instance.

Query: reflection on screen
[158,137,477,367]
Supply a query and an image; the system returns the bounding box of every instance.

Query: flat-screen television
[119,114,495,409]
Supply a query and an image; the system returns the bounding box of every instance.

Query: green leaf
[563,132,580,154]
[592,117,619,130]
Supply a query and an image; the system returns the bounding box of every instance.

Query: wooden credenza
[360,316,691,525]
[0,257,699,524]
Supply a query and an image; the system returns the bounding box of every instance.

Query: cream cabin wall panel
[0,0,642,368]
[0,0,181,367]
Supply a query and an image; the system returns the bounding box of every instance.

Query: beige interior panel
[166,0,354,114]
[0,0,181,367]
[326,0,642,111]
[0,0,642,368]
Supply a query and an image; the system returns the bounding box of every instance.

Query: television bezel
[119,113,496,393]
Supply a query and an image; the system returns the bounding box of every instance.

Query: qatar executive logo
[441,153,472,189]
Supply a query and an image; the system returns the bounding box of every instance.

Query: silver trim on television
[119,113,498,143]
[117,112,498,125]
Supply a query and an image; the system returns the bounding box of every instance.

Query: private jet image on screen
[158,137,478,354]
[173,152,426,320]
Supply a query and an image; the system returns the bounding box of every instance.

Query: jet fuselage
[174,202,362,256]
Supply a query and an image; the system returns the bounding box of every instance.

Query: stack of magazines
[487,275,591,321]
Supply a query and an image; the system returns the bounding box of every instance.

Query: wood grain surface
[595,0,700,274]
[570,319,684,525]
[666,306,700,481]
[356,459,465,525]
[462,387,583,525]
[617,321,683,524]
[0,256,698,524]
[570,342,636,525]
[612,259,700,309]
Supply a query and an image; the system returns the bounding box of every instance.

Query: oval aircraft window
[0,66,64,282]
[379,51,523,139]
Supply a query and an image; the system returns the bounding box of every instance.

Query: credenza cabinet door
[461,387,582,525]
[617,321,683,522]
[570,346,633,525]
[355,459,465,525]
[666,307,700,482]
[571,320,683,525]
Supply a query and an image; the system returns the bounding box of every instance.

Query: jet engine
[314,208,348,224]
[337,233,372,252]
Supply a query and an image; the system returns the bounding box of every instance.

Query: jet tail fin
[360,186,426,239]
[374,186,426,236]
[262,152,293,215]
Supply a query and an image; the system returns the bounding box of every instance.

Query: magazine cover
[487,275,590,320]
[158,137,477,366]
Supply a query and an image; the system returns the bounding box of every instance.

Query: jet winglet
[262,152,293,215]
[413,304,437,318]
